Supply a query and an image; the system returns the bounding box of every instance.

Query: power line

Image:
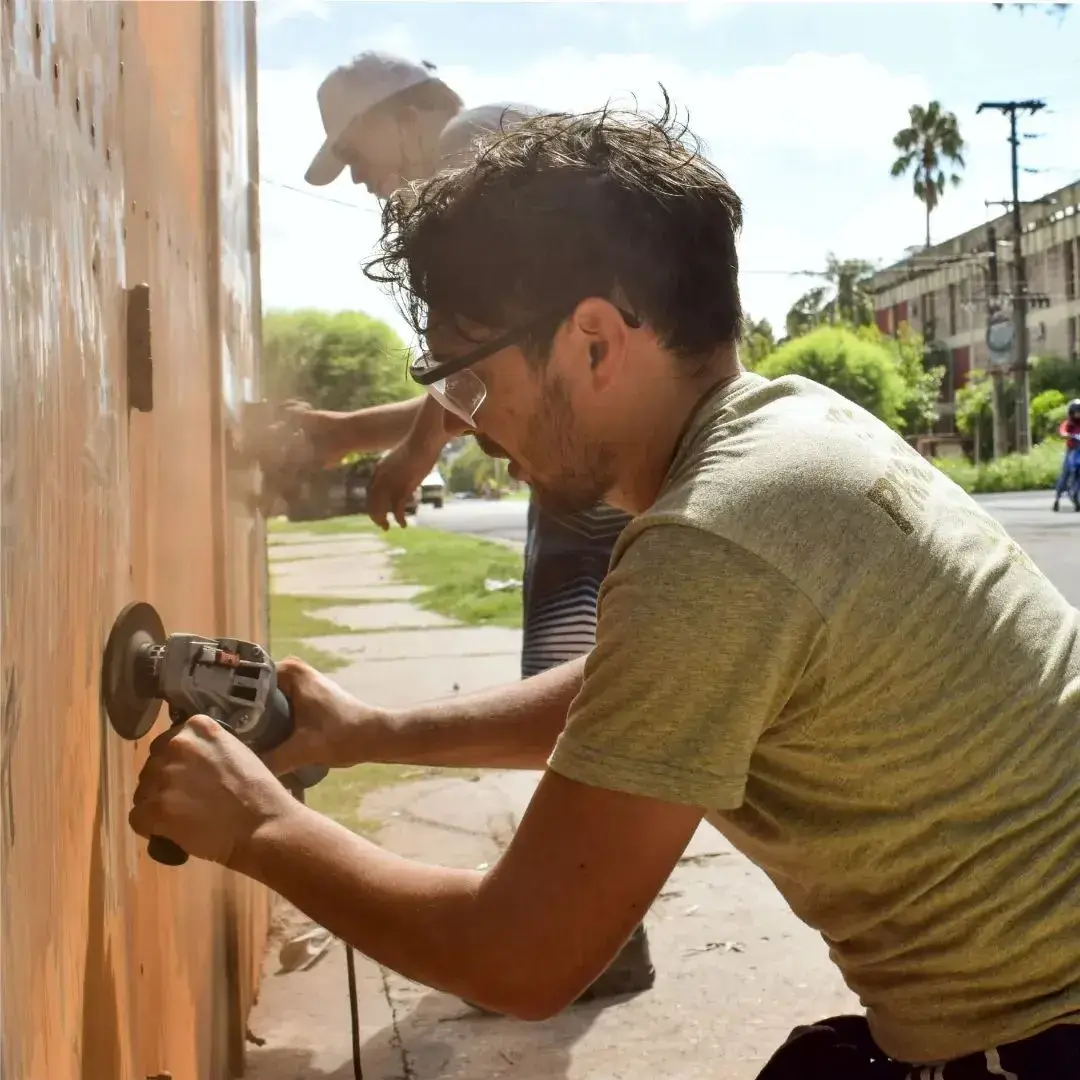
[260,177,381,214]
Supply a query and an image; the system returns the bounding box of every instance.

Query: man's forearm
[363,656,586,770]
[330,397,426,455]
[232,806,502,1008]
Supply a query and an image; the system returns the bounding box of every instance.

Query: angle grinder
[101,602,328,867]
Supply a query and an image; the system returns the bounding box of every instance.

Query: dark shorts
[756,1014,1080,1079]
[520,498,631,678]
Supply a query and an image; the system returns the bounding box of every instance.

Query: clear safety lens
[425,370,487,426]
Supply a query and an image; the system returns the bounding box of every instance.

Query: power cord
[346,944,364,1080]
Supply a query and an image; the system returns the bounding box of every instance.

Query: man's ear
[571,299,628,386]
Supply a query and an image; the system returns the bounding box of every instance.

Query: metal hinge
[126,282,153,412]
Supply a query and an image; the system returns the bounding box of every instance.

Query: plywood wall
[1,2,269,1077]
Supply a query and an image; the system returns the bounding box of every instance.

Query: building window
[1070,315,1079,362]
[948,283,958,337]
[1066,240,1077,302]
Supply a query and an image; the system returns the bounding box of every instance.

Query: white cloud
[255,44,1079,342]
[681,1,746,29]
[259,0,330,29]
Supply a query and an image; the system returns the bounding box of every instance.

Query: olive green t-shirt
[548,372,1080,1064]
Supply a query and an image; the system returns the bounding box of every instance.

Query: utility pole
[977,99,1045,454]
[985,225,1010,460]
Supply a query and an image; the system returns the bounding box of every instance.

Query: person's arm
[135,521,822,1019]
[232,764,701,1020]
[264,654,586,776]
[309,396,427,460]
[372,654,586,768]
[366,396,454,529]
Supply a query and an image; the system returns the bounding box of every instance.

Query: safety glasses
[408,318,551,427]
[408,307,641,427]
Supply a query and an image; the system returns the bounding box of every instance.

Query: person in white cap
[304,52,463,195]
[287,53,654,1007]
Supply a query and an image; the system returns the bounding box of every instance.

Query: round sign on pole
[986,309,1014,369]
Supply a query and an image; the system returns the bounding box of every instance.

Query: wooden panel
[0,2,269,1077]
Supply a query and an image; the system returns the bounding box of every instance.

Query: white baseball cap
[305,52,462,186]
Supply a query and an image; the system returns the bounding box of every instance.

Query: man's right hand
[263,657,391,776]
[280,400,349,465]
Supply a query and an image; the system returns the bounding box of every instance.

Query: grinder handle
[260,686,294,751]
[263,687,330,790]
[148,835,189,866]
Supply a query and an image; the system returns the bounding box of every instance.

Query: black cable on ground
[346,944,364,1080]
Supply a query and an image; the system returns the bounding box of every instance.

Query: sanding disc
[101,601,166,740]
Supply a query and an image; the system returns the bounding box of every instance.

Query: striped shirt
[521,497,632,677]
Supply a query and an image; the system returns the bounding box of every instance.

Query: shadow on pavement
[247,985,623,1080]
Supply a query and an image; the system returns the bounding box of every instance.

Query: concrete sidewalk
[246,528,857,1080]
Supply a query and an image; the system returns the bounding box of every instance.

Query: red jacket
[1061,418,1080,450]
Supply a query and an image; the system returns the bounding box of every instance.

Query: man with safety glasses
[280,52,654,1003]
[135,102,1080,1078]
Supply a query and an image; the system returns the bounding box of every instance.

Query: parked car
[281,462,418,521]
[419,469,445,509]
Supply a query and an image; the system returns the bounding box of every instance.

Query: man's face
[427,309,626,514]
[333,105,449,198]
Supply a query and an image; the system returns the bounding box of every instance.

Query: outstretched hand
[366,436,442,530]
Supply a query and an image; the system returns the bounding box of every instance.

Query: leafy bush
[1031,389,1067,443]
[756,325,937,431]
[932,438,1062,493]
[1030,355,1080,401]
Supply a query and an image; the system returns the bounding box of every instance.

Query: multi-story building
[867,179,1080,430]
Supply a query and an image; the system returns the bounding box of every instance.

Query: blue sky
[256,0,1079,345]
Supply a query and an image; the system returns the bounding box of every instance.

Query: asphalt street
[415,489,1078,606]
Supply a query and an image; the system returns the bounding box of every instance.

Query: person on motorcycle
[1053,398,1080,512]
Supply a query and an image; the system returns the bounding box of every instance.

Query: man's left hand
[129,715,299,867]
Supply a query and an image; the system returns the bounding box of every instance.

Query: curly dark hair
[364,92,744,368]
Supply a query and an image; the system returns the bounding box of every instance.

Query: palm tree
[783,255,877,339]
[785,286,830,340]
[823,254,876,326]
[890,102,965,249]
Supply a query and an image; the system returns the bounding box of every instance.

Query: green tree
[1030,354,1080,401]
[756,326,911,430]
[890,102,965,249]
[785,286,831,339]
[783,256,877,340]
[823,254,877,327]
[262,309,420,413]
[993,3,1070,17]
[740,314,776,370]
[873,322,945,434]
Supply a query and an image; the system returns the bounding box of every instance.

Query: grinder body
[103,603,327,866]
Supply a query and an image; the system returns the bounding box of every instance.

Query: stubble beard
[523,375,615,516]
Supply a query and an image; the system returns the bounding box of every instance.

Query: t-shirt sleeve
[547,523,827,810]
